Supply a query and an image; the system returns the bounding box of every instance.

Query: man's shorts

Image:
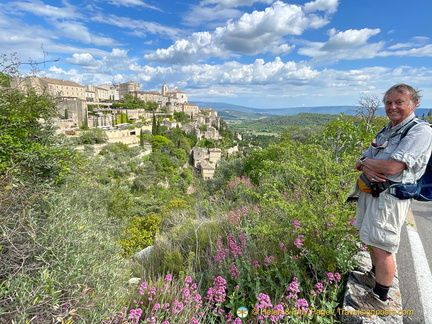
[354,190,412,253]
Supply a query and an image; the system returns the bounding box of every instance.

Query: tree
[0,52,74,182]
[140,128,145,147]
[146,101,158,112]
[75,128,108,144]
[356,94,381,131]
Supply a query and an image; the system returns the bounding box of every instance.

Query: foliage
[115,130,364,323]
[310,115,382,163]
[173,111,191,123]
[0,82,75,183]
[0,56,375,323]
[0,172,130,323]
[232,113,339,134]
[74,128,108,144]
[118,214,161,258]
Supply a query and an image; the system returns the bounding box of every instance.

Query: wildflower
[295,298,310,312]
[153,303,161,311]
[164,274,173,282]
[139,282,148,295]
[230,264,240,279]
[190,317,200,324]
[205,276,227,304]
[348,218,356,225]
[294,235,304,248]
[287,277,300,293]
[292,219,301,229]
[255,293,273,308]
[184,276,193,284]
[128,308,143,324]
[271,303,285,322]
[324,272,340,284]
[311,282,324,295]
[255,293,273,320]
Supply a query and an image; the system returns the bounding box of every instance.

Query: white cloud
[65,53,102,67]
[271,44,296,56]
[10,0,81,20]
[388,36,430,50]
[298,28,383,62]
[304,0,339,14]
[91,14,182,39]
[145,1,333,63]
[322,28,381,51]
[54,21,118,47]
[105,0,162,11]
[378,44,432,57]
[199,0,274,9]
[182,6,243,27]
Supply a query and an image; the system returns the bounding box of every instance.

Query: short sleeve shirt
[363,113,432,183]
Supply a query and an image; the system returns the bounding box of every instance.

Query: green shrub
[118,214,161,258]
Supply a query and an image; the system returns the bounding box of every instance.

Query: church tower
[161,83,168,96]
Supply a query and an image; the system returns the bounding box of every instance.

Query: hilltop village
[11,77,234,179]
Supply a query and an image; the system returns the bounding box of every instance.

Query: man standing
[348,84,432,310]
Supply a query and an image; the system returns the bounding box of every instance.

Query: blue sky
[1,0,432,109]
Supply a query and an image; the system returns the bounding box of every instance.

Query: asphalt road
[397,201,432,324]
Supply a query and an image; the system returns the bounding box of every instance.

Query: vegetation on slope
[1,56,387,323]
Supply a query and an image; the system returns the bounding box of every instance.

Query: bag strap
[398,119,428,183]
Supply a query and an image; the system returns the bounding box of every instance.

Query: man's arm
[356,157,406,180]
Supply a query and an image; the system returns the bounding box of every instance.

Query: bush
[0,173,130,323]
[75,128,108,145]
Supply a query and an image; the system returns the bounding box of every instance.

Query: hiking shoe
[349,270,375,289]
[347,291,395,311]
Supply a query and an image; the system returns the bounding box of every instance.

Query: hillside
[191,101,357,116]
[230,113,340,134]
[191,101,432,124]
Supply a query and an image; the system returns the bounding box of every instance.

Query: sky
[1,0,432,109]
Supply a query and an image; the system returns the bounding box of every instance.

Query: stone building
[191,147,222,179]
[118,81,140,98]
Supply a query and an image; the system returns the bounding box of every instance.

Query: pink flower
[164,274,173,282]
[295,298,309,311]
[292,219,301,229]
[128,308,143,324]
[294,235,304,248]
[287,277,300,293]
[230,264,240,279]
[311,282,323,295]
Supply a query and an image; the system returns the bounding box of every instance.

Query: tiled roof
[41,78,84,87]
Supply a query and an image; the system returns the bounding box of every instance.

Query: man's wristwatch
[358,156,368,170]
[359,156,368,165]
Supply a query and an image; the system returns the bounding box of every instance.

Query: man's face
[384,91,417,126]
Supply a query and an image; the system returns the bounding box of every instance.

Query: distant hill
[230,113,340,134]
[191,101,357,116]
[191,101,432,123]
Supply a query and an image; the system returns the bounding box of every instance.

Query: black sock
[371,265,376,274]
[373,282,390,301]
